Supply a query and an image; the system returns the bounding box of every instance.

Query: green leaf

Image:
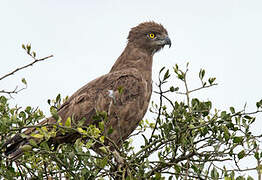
[29,139,38,147]
[31,134,44,139]
[236,176,245,180]
[233,136,243,144]
[32,51,36,57]
[247,176,254,180]
[238,150,246,159]
[65,117,71,127]
[169,86,175,92]
[155,172,161,179]
[56,94,61,102]
[199,69,205,80]
[208,77,216,85]
[230,107,235,114]
[25,106,31,113]
[177,73,184,80]
[22,44,26,50]
[96,156,108,168]
[41,126,48,132]
[99,146,107,154]
[50,106,59,120]
[107,127,113,135]
[77,127,86,134]
[40,141,49,151]
[256,99,262,108]
[20,145,32,152]
[255,152,260,160]
[19,111,26,119]
[99,136,105,143]
[163,69,170,80]
[224,177,231,180]
[21,78,27,85]
[244,115,252,120]
[173,64,179,73]
[211,168,219,180]
[26,44,31,54]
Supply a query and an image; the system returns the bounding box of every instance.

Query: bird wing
[3,68,150,159]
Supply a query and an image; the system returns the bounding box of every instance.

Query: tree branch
[0,55,53,81]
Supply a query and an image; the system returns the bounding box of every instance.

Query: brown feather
[2,21,170,160]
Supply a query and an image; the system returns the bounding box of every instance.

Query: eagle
[3,21,171,160]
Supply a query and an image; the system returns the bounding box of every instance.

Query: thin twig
[0,85,27,98]
[176,83,218,95]
[0,55,53,81]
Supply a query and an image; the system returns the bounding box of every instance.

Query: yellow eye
[148,33,155,39]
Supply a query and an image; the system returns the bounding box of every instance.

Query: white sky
[1,0,262,177]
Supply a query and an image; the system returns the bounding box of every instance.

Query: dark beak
[164,36,172,48]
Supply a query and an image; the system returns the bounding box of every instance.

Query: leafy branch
[0,44,53,97]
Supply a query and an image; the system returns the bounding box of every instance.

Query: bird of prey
[3,21,171,160]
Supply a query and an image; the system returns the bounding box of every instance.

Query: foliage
[0,46,262,179]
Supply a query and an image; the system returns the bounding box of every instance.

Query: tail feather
[4,134,24,155]
[2,117,55,160]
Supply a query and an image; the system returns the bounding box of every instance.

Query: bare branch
[0,85,27,98]
[0,55,53,81]
[176,83,218,95]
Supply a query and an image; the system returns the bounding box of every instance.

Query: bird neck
[110,43,153,81]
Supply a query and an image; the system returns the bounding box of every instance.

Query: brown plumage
[3,21,171,160]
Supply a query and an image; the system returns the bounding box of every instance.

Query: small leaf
[208,77,216,85]
[99,146,107,154]
[41,126,48,132]
[238,150,246,159]
[21,78,27,85]
[163,69,170,80]
[77,127,86,134]
[169,86,175,92]
[40,141,49,150]
[99,136,105,143]
[20,145,32,152]
[256,99,262,108]
[29,139,38,147]
[177,73,184,80]
[107,127,113,135]
[22,44,26,50]
[26,44,31,54]
[199,69,205,80]
[233,136,243,144]
[32,51,36,57]
[247,176,254,180]
[230,107,235,114]
[56,94,61,102]
[65,117,71,127]
[31,134,44,139]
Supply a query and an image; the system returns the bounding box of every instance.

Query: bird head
[127,21,171,54]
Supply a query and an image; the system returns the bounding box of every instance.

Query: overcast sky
[1,0,262,176]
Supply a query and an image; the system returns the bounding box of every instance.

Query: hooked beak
[157,35,171,48]
[164,36,172,48]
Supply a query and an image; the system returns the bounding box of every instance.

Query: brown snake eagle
[3,21,171,160]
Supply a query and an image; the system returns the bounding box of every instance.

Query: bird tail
[2,117,54,161]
